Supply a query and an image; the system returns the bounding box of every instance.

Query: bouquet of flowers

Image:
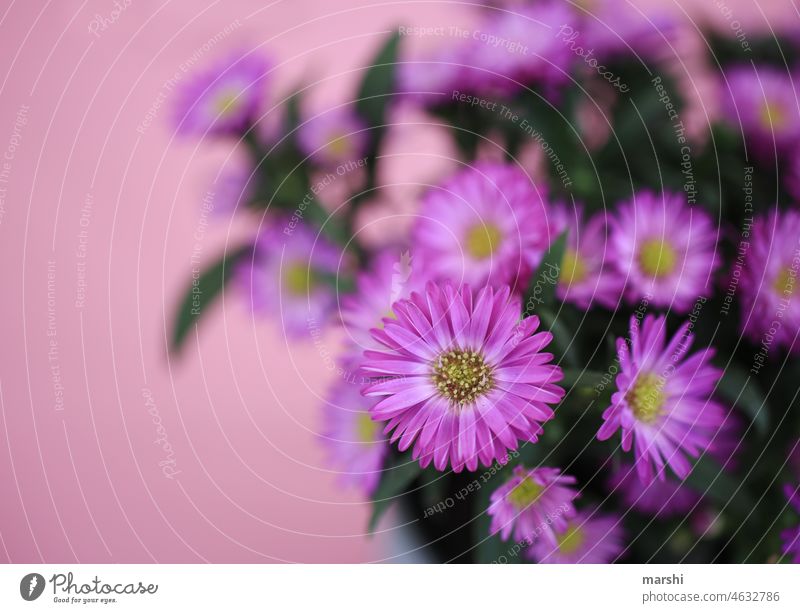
[170,1,800,563]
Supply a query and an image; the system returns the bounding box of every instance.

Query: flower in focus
[608,462,699,518]
[528,508,625,563]
[739,210,800,355]
[461,2,574,95]
[609,190,719,312]
[411,163,550,289]
[237,218,345,337]
[488,466,577,545]
[549,202,623,309]
[297,107,369,167]
[175,51,270,136]
[597,314,727,483]
[721,65,800,158]
[361,283,565,471]
[321,376,387,494]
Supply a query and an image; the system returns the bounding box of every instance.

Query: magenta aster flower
[237,217,345,337]
[739,210,800,355]
[721,65,800,158]
[549,202,623,309]
[320,377,387,495]
[174,51,270,137]
[608,462,699,518]
[297,108,369,167]
[597,314,727,483]
[411,163,549,289]
[361,283,565,472]
[488,466,578,545]
[609,191,720,312]
[528,508,625,563]
[461,3,574,95]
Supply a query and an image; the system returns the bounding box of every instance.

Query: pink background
[0,0,793,563]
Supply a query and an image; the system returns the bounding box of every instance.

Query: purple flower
[721,65,800,158]
[411,163,550,289]
[396,51,465,105]
[460,3,574,95]
[488,466,578,546]
[237,218,345,337]
[361,283,565,472]
[209,164,255,217]
[528,508,626,563]
[320,376,388,495]
[341,250,423,354]
[739,210,800,355]
[608,462,700,518]
[297,108,369,167]
[174,51,270,137]
[549,202,624,309]
[597,314,727,483]
[609,191,720,312]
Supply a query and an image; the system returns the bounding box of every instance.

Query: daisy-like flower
[174,51,270,137]
[549,202,623,309]
[411,163,549,289]
[461,2,574,95]
[297,108,369,167]
[739,210,800,355]
[361,283,565,472]
[608,462,699,518]
[721,65,800,158]
[609,191,719,312]
[237,217,345,337]
[488,466,578,545]
[528,508,625,563]
[341,250,422,354]
[320,376,387,495]
[597,314,727,483]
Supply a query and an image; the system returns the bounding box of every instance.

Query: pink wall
[0,0,793,563]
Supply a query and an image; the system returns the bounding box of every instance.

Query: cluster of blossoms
[171,1,800,564]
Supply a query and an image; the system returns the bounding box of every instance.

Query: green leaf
[368,453,421,533]
[356,31,400,129]
[716,364,769,437]
[560,368,609,390]
[170,245,252,353]
[522,230,567,313]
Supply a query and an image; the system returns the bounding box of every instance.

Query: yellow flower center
[560,249,587,286]
[760,101,785,130]
[639,239,677,278]
[214,90,242,116]
[432,349,493,406]
[508,477,544,509]
[327,133,352,158]
[626,373,666,424]
[356,412,379,443]
[465,223,503,260]
[283,263,315,296]
[774,267,796,299]
[557,524,586,555]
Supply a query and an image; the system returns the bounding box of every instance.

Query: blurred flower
[721,65,800,158]
[320,376,387,495]
[528,508,625,563]
[174,51,270,137]
[361,283,564,472]
[297,108,369,167]
[608,462,699,518]
[739,210,800,355]
[210,164,254,216]
[609,190,719,312]
[411,163,549,289]
[237,217,345,337]
[461,2,574,95]
[396,51,465,105]
[549,202,623,309]
[341,250,424,355]
[597,314,727,483]
[488,466,578,545]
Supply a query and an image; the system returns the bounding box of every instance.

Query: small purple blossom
[528,508,626,563]
[608,462,699,518]
[297,108,369,167]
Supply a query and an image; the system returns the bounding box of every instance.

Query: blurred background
[0,0,795,563]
